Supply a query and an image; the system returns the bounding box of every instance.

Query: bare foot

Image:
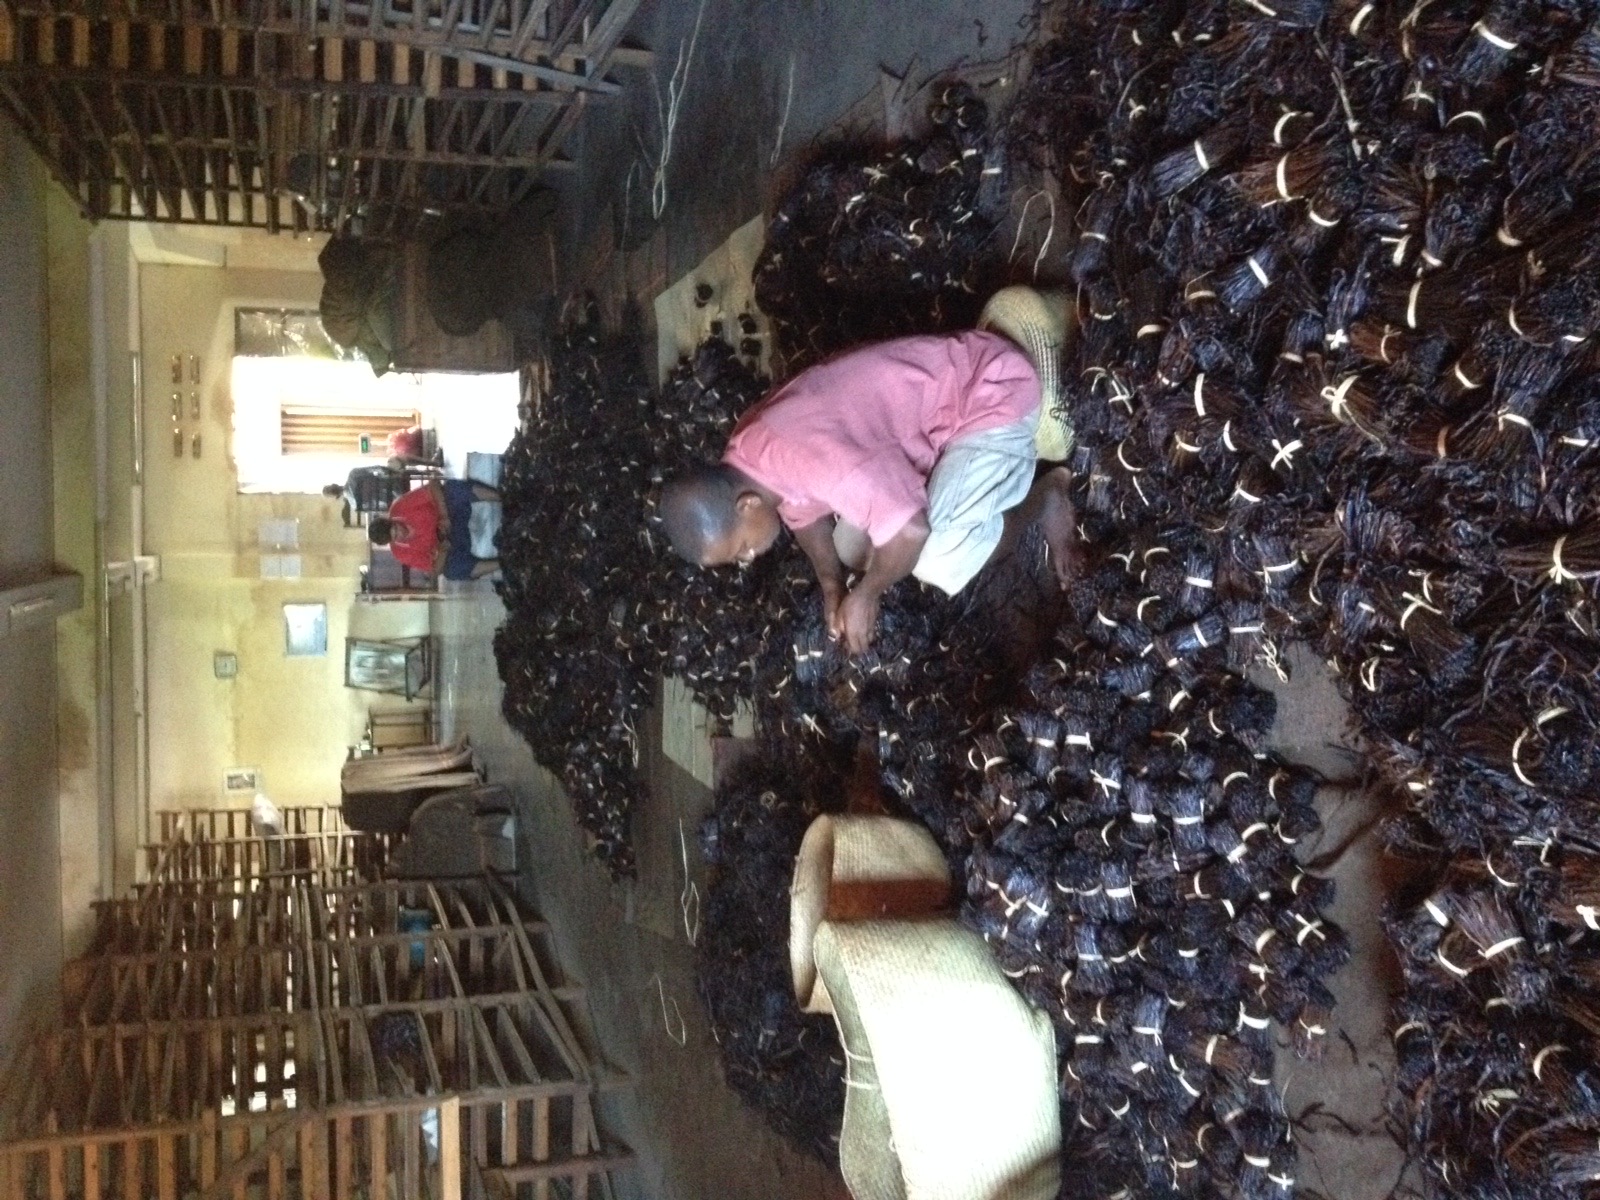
[1037,468,1080,589]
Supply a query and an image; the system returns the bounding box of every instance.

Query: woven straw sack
[814,918,1061,1200]
[978,286,1076,463]
[790,815,952,1014]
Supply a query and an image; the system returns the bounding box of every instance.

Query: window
[230,307,522,494]
[235,308,357,361]
[232,307,419,494]
[279,406,418,456]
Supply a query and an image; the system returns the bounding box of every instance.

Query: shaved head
[660,465,742,563]
[660,464,782,567]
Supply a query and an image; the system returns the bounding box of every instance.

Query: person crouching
[661,289,1079,654]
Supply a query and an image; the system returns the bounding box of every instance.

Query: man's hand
[837,587,882,656]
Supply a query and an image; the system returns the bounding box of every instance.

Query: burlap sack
[812,918,1061,1200]
[341,744,474,787]
[790,815,952,1014]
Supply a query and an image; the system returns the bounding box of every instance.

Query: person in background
[387,425,428,462]
[324,462,405,523]
[368,479,503,580]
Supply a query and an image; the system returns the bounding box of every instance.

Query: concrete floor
[435,586,850,1200]
[1259,645,1411,1200]
[540,0,1039,310]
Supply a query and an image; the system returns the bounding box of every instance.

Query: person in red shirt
[661,304,1078,655]
[369,479,502,580]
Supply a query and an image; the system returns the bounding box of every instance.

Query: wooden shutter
[279,406,419,456]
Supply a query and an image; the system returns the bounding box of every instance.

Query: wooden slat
[35,12,54,65]
[266,1143,284,1200]
[157,1135,176,1200]
[123,1137,141,1200]
[334,1116,353,1200]
[369,1113,387,1200]
[200,1110,218,1190]
[83,1143,102,1200]
[46,1145,64,1200]
[531,1096,550,1200]
[300,1121,330,1200]
[226,1114,248,1200]
[487,1151,634,1185]
[401,1109,418,1200]
[440,1098,462,1200]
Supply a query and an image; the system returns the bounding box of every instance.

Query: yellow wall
[139,263,428,811]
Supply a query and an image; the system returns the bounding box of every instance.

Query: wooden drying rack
[1,805,631,1200]
[0,0,650,234]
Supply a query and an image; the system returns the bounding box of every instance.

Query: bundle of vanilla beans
[695,743,851,1163]
[1012,0,1600,1192]
[495,309,659,874]
[961,523,1342,1200]
[754,81,1004,374]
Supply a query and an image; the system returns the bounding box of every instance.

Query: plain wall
[0,116,65,1093]
[139,264,428,812]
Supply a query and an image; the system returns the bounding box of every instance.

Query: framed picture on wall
[344,637,432,699]
[223,767,261,795]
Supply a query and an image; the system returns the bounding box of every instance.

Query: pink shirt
[723,332,1039,546]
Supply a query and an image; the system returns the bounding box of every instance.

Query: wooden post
[35,12,54,65]
[300,1120,330,1200]
[2,1150,23,1200]
[401,1112,418,1200]
[499,1100,516,1170]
